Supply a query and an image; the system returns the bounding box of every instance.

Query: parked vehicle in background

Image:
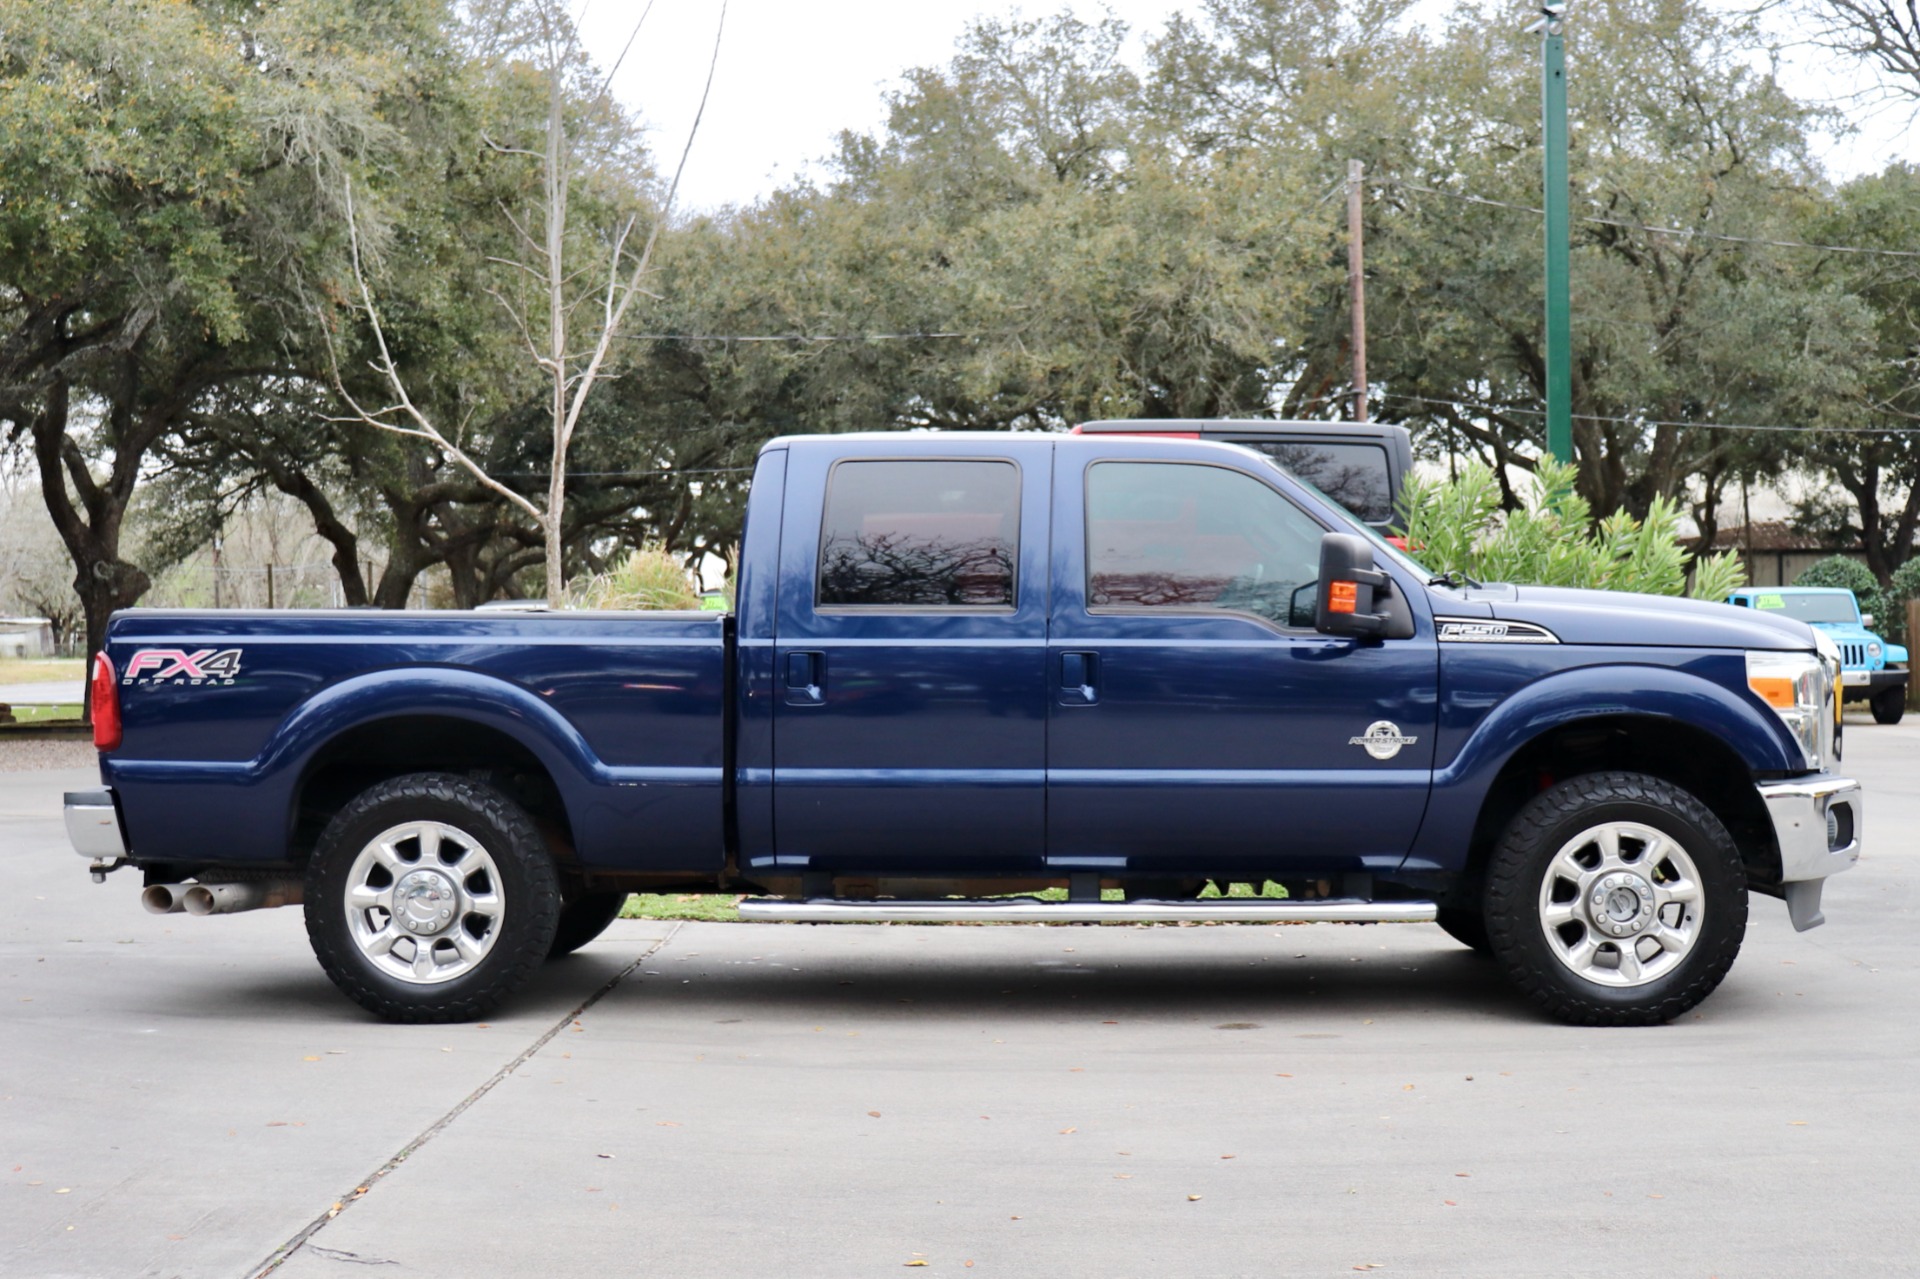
[1727,587,1908,724]
[1071,420,1413,536]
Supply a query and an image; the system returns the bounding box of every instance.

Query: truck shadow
[160,938,1542,1025]
[580,943,1535,1025]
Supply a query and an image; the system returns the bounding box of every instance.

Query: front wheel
[1870,687,1906,725]
[304,773,560,1023]
[1483,772,1747,1026]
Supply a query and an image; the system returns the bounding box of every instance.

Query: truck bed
[101,608,730,873]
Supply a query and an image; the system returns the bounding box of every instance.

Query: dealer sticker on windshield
[1756,593,1786,609]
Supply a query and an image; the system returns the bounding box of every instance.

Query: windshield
[1267,459,1437,581]
[1750,592,1859,624]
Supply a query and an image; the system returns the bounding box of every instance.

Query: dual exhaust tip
[141,880,303,917]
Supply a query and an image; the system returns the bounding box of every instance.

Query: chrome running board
[735,897,1438,924]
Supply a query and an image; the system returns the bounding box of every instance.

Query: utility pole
[1347,159,1369,423]
[1529,3,1573,464]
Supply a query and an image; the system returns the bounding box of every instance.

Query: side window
[817,460,1020,608]
[1086,461,1324,626]
[1245,441,1393,525]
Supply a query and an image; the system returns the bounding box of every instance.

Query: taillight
[90,652,122,751]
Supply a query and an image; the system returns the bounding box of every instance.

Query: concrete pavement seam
[243,923,684,1278]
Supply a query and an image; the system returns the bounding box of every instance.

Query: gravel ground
[0,737,97,772]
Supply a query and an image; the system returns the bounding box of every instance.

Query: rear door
[1046,442,1438,878]
[770,436,1052,876]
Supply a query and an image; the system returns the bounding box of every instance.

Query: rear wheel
[548,890,631,958]
[1484,772,1746,1026]
[304,773,560,1023]
[1870,687,1906,724]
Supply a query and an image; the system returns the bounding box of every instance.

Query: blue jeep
[1728,587,1908,724]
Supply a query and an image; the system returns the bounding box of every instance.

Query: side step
[736,897,1438,924]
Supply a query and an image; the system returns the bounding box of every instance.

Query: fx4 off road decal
[123,648,244,686]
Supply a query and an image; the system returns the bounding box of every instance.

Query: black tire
[548,890,631,958]
[304,772,560,1023]
[1435,906,1493,957]
[1870,687,1906,725]
[1483,772,1747,1027]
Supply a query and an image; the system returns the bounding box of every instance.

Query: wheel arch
[1450,714,1779,906]
[290,714,579,868]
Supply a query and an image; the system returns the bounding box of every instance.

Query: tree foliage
[1398,459,1746,598]
[4,0,1917,626]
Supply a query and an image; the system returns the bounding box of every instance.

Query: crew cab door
[769,437,1052,875]
[1046,444,1438,877]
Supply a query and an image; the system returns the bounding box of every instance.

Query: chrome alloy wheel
[344,821,505,985]
[1537,820,1703,988]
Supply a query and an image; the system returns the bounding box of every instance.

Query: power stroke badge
[123,648,244,686]
[1349,720,1417,760]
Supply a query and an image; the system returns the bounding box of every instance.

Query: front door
[770,437,1052,876]
[1046,449,1438,878]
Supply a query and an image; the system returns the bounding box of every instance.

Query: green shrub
[568,548,703,611]
[1792,556,1885,630]
[1396,459,1746,599]
[1885,558,1920,649]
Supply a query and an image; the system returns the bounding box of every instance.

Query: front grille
[1841,642,1866,667]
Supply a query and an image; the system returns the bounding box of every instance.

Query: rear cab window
[816,459,1021,609]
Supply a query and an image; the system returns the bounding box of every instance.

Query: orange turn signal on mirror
[1748,675,1796,709]
[1328,581,1358,614]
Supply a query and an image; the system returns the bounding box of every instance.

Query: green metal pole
[1541,10,1573,465]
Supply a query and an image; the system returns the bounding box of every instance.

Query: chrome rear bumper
[64,789,127,861]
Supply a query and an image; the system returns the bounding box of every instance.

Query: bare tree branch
[326,180,545,524]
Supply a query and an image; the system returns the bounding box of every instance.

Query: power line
[1391,180,1920,260]
[491,466,755,478]
[613,331,977,343]
[1390,392,1920,435]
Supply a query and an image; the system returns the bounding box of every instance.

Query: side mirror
[1314,532,1393,638]
[1862,613,1875,628]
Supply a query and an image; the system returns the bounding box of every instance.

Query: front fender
[1401,659,1802,874]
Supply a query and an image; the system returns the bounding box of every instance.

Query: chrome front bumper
[1756,774,1861,931]
[64,789,127,861]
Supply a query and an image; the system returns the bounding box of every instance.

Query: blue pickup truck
[65,433,1862,1026]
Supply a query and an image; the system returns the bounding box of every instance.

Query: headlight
[1867,642,1882,660]
[1747,649,1833,770]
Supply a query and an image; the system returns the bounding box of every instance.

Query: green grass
[615,880,1290,923]
[2,703,82,724]
[0,657,83,684]
[620,893,744,922]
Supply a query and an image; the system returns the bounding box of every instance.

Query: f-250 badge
[1349,720,1417,760]
[123,648,243,686]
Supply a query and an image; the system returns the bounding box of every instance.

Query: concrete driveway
[3,726,1915,1278]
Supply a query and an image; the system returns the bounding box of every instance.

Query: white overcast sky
[577,1,1918,214]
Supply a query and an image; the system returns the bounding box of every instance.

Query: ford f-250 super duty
[64,433,1862,1026]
